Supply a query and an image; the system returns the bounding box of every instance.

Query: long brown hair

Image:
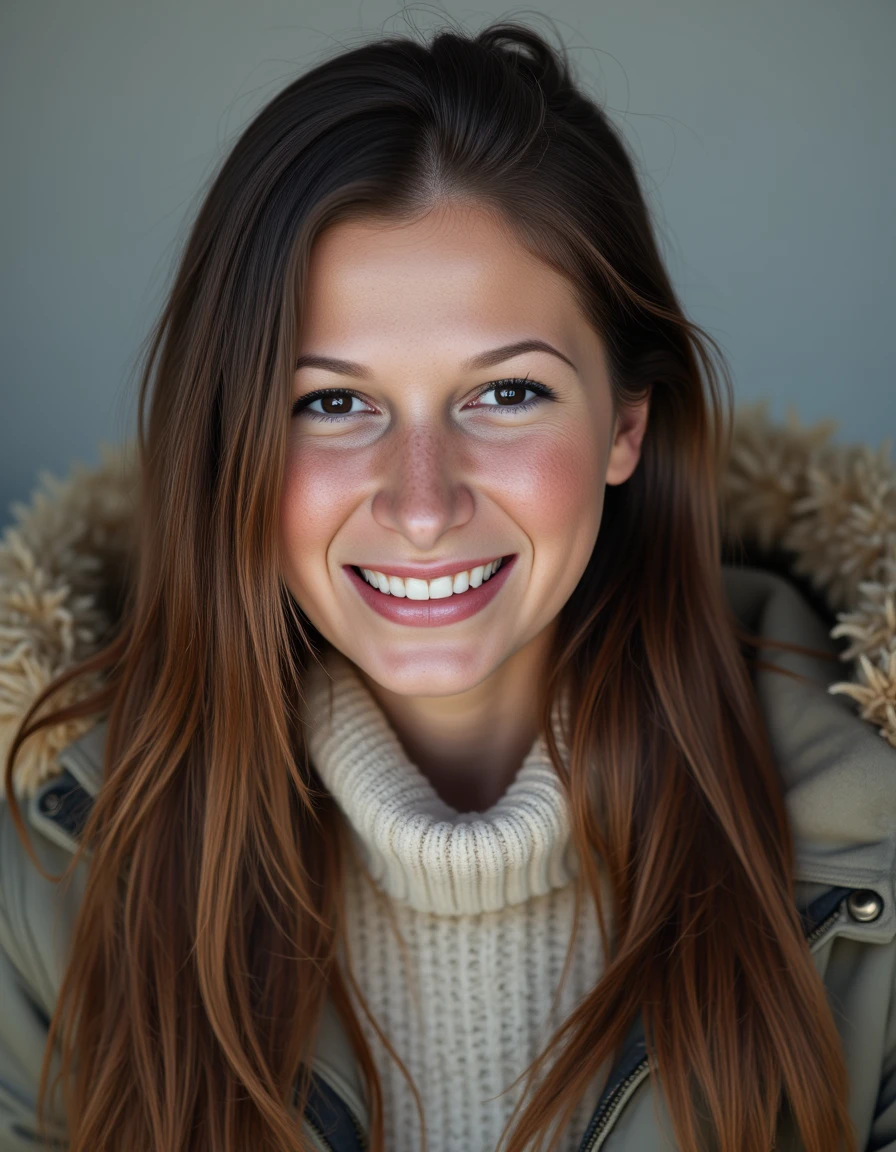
[3,16,855,1152]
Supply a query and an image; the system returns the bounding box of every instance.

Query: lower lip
[344,555,517,627]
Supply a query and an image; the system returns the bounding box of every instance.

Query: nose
[370,423,476,552]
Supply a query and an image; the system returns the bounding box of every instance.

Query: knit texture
[301,646,609,1151]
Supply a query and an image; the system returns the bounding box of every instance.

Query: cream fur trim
[2,401,894,799]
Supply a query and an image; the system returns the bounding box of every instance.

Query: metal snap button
[846,890,883,923]
[41,791,61,814]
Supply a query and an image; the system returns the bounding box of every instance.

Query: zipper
[299,1067,369,1152]
[307,1052,661,1152]
[804,902,843,950]
[576,892,847,1152]
[342,1096,368,1150]
[576,1058,651,1152]
[303,1113,337,1152]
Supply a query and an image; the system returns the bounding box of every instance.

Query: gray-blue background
[2,0,894,525]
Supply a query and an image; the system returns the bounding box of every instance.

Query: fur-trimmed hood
[1,400,895,803]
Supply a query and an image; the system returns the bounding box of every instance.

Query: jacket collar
[722,565,896,896]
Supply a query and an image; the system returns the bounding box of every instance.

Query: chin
[352,647,499,696]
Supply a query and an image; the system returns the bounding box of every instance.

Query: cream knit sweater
[302,647,609,1152]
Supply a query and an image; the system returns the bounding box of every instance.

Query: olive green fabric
[2,563,896,1150]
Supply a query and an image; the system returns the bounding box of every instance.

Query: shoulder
[722,564,896,896]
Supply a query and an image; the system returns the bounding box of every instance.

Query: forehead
[298,203,589,361]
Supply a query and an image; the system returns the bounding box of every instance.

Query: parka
[1,401,895,1151]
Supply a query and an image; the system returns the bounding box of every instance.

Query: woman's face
[280,202,648,697]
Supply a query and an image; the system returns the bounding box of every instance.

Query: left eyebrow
[294,338,577,377]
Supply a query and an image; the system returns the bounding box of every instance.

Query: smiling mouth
[350,555,512,599]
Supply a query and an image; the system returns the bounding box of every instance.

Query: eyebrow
[294,338,576,377]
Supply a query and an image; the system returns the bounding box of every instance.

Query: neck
[349,626,557,813]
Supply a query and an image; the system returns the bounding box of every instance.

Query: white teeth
[404,577,432,600]
[452,569,470,594]
[388,574,406,597]
[359,557,505,599]
[422,575,454,600]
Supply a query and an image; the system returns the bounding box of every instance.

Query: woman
[2,18,895,1152]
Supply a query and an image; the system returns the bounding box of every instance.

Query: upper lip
[346,555,512,580]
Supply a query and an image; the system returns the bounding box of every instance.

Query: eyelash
[291,377,557,423]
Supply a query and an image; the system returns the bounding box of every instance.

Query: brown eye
[291,389,368,422]
[473,378,557,412]
[318,393,353,415]
[495,383,528,405]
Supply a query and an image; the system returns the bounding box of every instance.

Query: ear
[605,392,651,486]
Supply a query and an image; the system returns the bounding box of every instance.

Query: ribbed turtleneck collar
[300,647,579,917]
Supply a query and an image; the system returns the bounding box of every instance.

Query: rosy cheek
[282,452,342,542]
[482,429,603,539]
[280,442,377,586]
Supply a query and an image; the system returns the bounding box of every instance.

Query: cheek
[279,446,359,575]
[492,428,605,543]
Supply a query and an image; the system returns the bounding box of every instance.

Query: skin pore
[280,202,649,813]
